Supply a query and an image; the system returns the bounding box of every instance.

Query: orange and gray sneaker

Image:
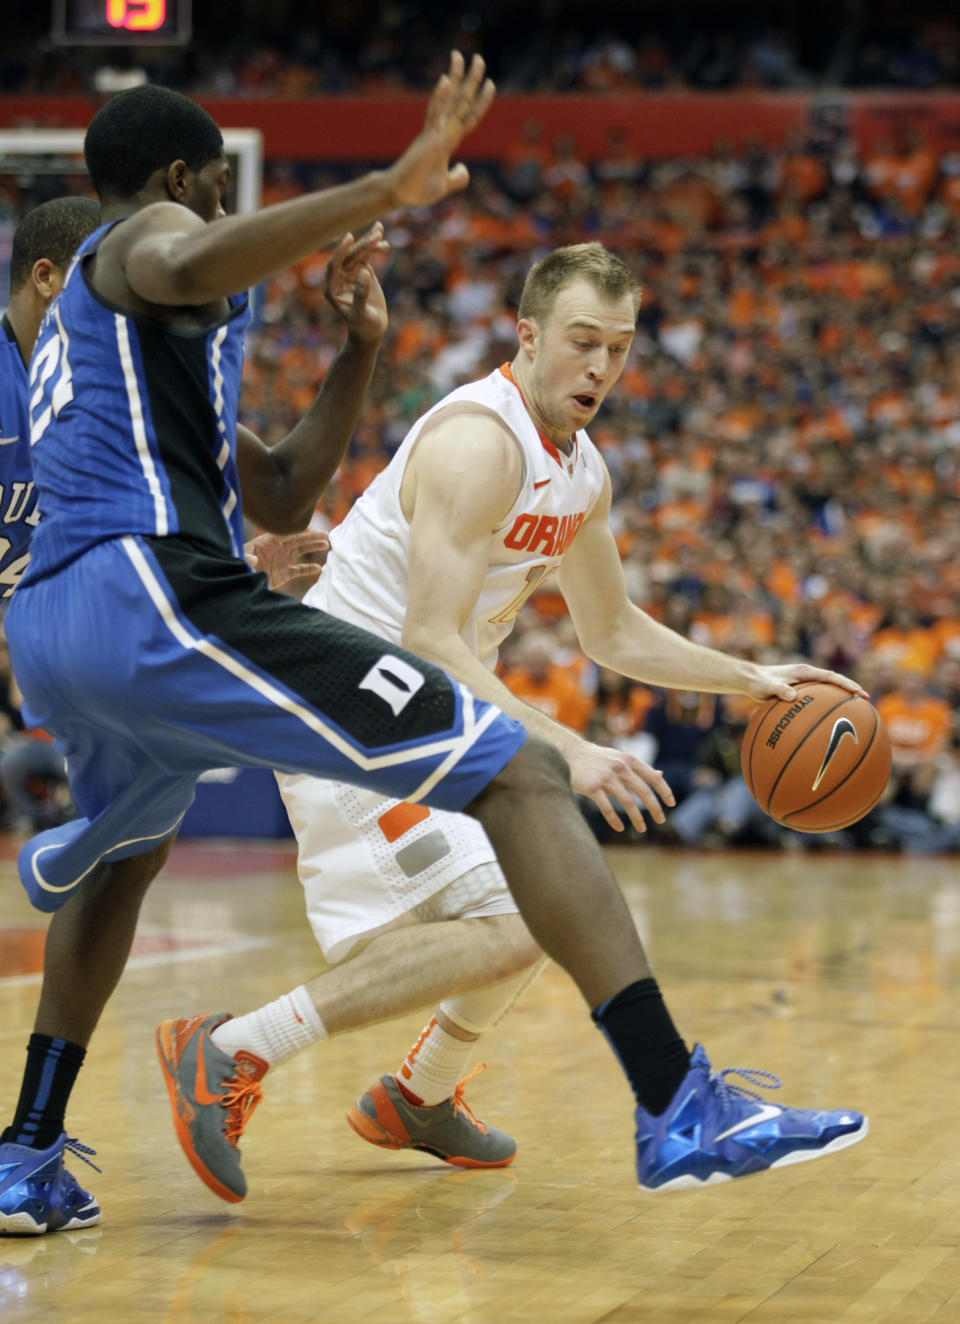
[155,1012,267,1203]
[345,1064,517,1169]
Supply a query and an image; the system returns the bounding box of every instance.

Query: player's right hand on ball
[388,52,495,208]
[567,741,675,833]
[748,662,869,705]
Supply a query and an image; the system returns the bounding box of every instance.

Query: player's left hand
[324,224,389,346]
[245,530,330,590]
[748,663,869,705]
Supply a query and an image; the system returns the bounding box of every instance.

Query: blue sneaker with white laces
[0,1133,101,1235]
[635,1044,868,1191]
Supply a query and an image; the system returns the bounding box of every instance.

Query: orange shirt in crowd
[869,626,939,676]
[500,662,594,733]
[876,690,952,758]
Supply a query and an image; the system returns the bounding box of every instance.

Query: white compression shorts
[277,772,518,962]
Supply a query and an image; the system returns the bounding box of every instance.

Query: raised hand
[245,530,330,591]
[322,224,389,346]
[387,51,496,208]
[567,740,676,834]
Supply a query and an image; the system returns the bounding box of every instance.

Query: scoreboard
[51,0,192,45]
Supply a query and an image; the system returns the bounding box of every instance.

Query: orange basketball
[741,681,892,832]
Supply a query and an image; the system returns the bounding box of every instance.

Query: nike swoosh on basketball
[533,478,551,488]
[0,433,20,446]
[812,716,858,791]
[193,1030,226,1105]
[713,1103,783,1142]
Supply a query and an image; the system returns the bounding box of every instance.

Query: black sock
[592,978,691,1116]
[1,1034,86,1149]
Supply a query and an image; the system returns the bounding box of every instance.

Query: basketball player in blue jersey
[0,67,865,1237]
[0,197,101,601]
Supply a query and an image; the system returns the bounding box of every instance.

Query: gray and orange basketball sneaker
[346,1066,517,1168]
[156,1013,266,1203]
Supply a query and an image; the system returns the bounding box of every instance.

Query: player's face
[522,278,636,443]
[184,154,230,223]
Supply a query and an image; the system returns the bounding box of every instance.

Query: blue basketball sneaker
[0,1134,101,1235]
[635,1044,867,1190]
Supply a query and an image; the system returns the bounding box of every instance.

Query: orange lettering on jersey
[503,510,586,557]
[504,512,538,550]
[529,515,559,556]
[558,512,585,554]
[555,514,571,554]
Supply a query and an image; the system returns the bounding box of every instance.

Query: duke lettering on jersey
[0,314,41,596]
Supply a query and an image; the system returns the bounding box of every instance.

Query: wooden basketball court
[2,835,959,1322]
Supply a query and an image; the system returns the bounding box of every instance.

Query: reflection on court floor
[2,838,959,1322]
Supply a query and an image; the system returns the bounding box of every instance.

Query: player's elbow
[401,622,453,667]
[242,484,314,536]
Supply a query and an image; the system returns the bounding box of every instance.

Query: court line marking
[0,932,272,988]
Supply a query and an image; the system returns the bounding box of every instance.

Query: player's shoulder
[418,399,519,455]
[101,202,203,255]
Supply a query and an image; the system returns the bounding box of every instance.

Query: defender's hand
[246,530,330,590]
[323,225,389,346]
[387,52,495,208]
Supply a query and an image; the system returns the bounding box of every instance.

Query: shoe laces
[65,1138,101,1174]
[220,1072,264,1146]
[451,1063,489,1135]
[713,1065,782,1113]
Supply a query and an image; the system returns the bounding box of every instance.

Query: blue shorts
[5,536,526,911]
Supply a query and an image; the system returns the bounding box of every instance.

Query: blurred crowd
[239,118,960,853]
[2,3,960,97]
[5,93,960,851]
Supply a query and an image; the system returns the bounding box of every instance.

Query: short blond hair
[517,242,641,325]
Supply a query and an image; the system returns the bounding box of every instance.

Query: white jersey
[306,364,607,670]
[284,363,608,961]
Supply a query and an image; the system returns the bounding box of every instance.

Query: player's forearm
[587,605,761,695]
[168,174,399,303]
[403,627,583,762]
[267,336,382,529]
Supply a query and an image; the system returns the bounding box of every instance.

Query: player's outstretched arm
[237,227,387,531]
[124,53,494,308]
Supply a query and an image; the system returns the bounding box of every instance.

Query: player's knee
[471,914,542,980]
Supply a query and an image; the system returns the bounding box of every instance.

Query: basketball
[741,681,892,832]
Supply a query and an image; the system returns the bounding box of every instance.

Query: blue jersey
[23,221,251,584]
[0,314,41,597]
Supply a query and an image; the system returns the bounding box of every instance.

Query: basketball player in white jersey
[159,242,869,1199]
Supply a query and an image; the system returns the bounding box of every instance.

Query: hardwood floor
[2,836,959,1322]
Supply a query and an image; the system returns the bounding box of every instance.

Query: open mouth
[573,393,597,411]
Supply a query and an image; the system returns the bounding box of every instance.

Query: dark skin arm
[96,53,493,312]
[237,227,388,531]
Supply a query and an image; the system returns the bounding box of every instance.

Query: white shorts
[277,772,517,962]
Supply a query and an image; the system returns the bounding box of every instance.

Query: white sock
[396,1017,476,1106]
[211,985,326,1069]
[396,963,546,1105]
